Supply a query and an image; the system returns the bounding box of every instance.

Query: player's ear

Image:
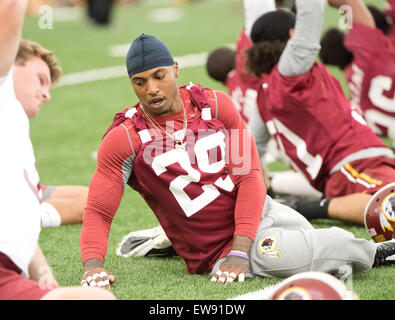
[289,28,295,39]
[173,61,179,78]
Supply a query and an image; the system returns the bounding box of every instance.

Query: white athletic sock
[40,202,62,228]
[270,170,323,199]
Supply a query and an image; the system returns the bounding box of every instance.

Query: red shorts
[0,252,52,300]
[325,156,395,198]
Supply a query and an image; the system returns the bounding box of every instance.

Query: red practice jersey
[80,85,265,274]
[344,24,395,140]
[225,29,263,126]
[257,62,387,192]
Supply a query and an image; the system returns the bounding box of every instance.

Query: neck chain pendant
[175,140,186,150]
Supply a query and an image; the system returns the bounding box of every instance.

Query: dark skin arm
[212,235,253,284]
[81,258,117,289]
[209,91,265,284]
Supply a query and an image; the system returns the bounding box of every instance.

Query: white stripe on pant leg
[270,170,323,199]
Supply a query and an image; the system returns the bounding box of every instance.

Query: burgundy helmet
[364,182,395,243]
[270,272,359,300]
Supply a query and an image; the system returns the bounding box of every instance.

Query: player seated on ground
[0,0,115,300]
[118,0,274,259]
[13,40,88,227]
[79,30,395,290]
[319,4,395,150]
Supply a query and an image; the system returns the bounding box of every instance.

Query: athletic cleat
[275,195,304,211]
[373,241,395,267]
[116,226,177,258]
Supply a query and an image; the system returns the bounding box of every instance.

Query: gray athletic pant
[212,196,377,279]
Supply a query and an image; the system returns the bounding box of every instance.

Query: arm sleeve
[80,126,138,263]
[243,0,276,38]
[278,0,325,76]
[0,0,28,77]
[215,90,266,241]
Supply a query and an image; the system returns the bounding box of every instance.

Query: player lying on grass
[13,39,88,227]
[0,0,115,300]
[79,29,395,290]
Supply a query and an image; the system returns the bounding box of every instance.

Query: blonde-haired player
[0,0,114,299]
[13,39,88,228]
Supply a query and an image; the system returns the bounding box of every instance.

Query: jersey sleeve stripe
[121,123,136,157]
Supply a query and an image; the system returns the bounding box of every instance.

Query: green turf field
[22,0,394,300]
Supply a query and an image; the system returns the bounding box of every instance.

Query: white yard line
[56,65,126,87]
[56,44,234,88]
[53,7,83,21]
[149,7,184,23]
[227,282,282,300]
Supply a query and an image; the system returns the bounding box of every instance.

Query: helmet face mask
[364,182,395,243]
[382,194,395,222]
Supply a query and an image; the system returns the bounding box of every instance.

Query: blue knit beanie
[126,34,174,78]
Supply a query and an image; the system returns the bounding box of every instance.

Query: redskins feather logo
[258,236,281,258]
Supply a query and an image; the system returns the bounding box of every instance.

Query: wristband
[227,250,249,260]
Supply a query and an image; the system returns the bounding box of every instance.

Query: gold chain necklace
[141,102,188,150]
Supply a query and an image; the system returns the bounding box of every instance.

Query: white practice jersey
[0,69,41,277]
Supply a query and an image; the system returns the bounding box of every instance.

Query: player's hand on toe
[210,255,249,284]
[80,268,116,289]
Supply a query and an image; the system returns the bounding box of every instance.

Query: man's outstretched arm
[0,0,28,77]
